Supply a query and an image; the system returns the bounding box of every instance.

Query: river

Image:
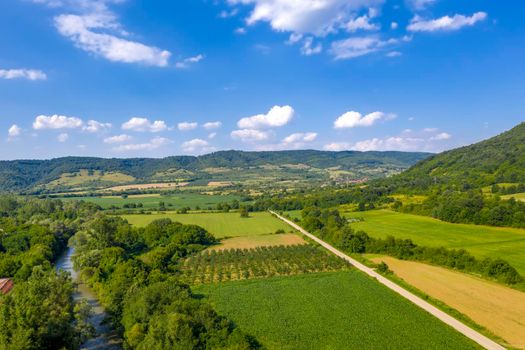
[55,247,122,350]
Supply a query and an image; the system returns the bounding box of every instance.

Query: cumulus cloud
[181,138,215,154]
[406,0,436,10]
[203,121,222,130]
[0,69,47,81]
[324,142,351,151]
[8,125,22,138]
[175,54,205,69]
[282,132,317,144]
[208,132,217,139]
[122,117,167,132]
[83,119,112,133]
[430,132,451,140]
[345,10,380,32]
[301,37,323,55]
[231,129,270,142]
[104,134,132,144]
[386,51,402,57]
[227,0,382,36]
[334,111,395,129]
[112,136,172,152]
[330,36,398,59]
[57,133,70,142]
[178,122,199,131]
[237,105,294,129]
[33,115,83,130]
[350,128,453,152]
[407,12,487,32]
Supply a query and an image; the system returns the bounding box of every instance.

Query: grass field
[501,192,525,202]
[62,193,241,210]
[368,255,525,349]
[209,234,305,250]
[344,210,525,274]
[122,212,290,238]
[194,271,476,349]
[44,170,135,189]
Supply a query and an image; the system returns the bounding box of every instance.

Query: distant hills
[389,122,525,190]
[0,150,430,193]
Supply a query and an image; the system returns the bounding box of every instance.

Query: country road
[270,211,507,350]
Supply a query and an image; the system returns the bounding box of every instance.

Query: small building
[0,278,14,295]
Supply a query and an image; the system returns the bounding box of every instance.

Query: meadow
[122,211,290,238]
[194,271,476,350]
[501,192,525,202]
[344,210,525,274]
[368,255,525,349]
[61,193,241,210]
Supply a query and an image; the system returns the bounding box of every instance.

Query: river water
[55,247,122,350]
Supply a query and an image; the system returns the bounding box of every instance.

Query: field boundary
[270,211,506,350]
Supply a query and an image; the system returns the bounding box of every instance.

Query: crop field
[344,210,525,274]
[194,271,476,349]
[122,211,290,238]
[209,234,305,251]
[182,245,347,284]
[61,193,242,211]
[368,255,525,349]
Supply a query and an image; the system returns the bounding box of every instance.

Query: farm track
[270,211,507,350]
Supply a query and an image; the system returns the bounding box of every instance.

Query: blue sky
[1,0,524,159]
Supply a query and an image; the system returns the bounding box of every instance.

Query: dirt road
[270,211,506,350]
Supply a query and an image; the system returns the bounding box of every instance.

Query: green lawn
[121,212,290,238]
[62,193,241,210]
[344,210,525,274]
[194,271,476,350]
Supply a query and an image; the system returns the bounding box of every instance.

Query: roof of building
[0,278,14,295]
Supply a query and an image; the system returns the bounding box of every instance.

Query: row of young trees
[182,245,348,285]
[72,216,260,349]
[0,197,99,349]
[299,207,523,285]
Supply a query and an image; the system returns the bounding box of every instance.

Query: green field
[122,212,290,238]
[62,193,241,210]
[501,192,525,202]
[194,271,476,349]
[344,210,525,274]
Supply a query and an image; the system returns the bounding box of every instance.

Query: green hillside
[0,150,430,192]
[389,122,525,190]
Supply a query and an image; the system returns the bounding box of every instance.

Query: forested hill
[0,150,430,192]
[388,122,525,190]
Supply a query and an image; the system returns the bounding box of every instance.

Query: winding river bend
[55,247,122,350]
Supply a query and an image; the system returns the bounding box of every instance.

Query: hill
[0,150,430,193]
[389,122,525,190]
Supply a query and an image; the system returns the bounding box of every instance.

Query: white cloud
[228,0,382,37]
[8,125,22,138]
[345,13,379,32]
[48,0,171,67]
[334,111,395,129]
[113,136,172,152]
[386,51,402,57]
[430,132,451,140]
[407,12,487,32]
[181,138,215,154]
[83,119,112,133]
[282,132,317,144]
[203,121,222,130]
[238,105,294,129]
[178,122,199,131]
[231,129,271,142]
[208,132,217,139]
[235,27,247,34]
[406,0,436,10]
[330,36,398,59]
[301,37,323,55]
[175,54,205,69]
[57,133,70,142]
[423,127,438,132]
[0,69,47,81]
[391,22,398,29]
[104,134,132,144]
[122,117,167,132]
[324,142,351,151]
[33,115,83,130]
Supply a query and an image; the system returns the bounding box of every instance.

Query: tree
[239,207,249,218]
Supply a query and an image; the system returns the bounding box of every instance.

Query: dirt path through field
[270,211,506,350]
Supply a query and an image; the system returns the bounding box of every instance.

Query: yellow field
[209,234,306,251]
[103,182,189,191]
[501,192,525,202]
[45,170,135,188]
[369,255,525,349]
